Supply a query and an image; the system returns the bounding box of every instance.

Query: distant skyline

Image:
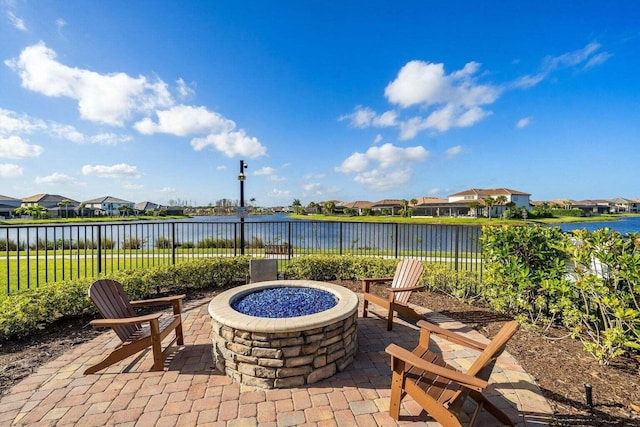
[1,1,639,206]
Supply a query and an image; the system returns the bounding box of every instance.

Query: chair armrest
[417,320,487,351]
[90,313,162,328]
[385,344,487,392]
[387,285,424,293]
[130,294,186,308]
[361,277,392,292]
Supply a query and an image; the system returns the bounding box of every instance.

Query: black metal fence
[1,220,483,296]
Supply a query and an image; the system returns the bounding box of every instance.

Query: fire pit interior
[209,280,358,388]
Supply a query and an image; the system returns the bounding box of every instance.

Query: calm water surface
[556,216,640,234]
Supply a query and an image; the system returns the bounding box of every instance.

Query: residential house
[410,197,451,217]
[572,200,613,216]
[371,199,404,216]
[609,197,639,213]
[135,201,160,214]
[83,196,135,216]
[21,194,79,217]
[0,195,21,218]
[448,188,531,217]
[340,201,373,216]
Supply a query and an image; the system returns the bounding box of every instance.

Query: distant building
[21,194,79,217]
[0,195,21,218]
[83,196,135,216]
[448,188,531,217]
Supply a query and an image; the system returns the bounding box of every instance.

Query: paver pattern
[0,295,554,426]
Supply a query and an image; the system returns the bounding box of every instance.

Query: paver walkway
[0,295,554,426]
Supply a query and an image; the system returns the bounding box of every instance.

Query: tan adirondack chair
[385,319,520,426]
[361,258,424,330]
[84,279,185,374]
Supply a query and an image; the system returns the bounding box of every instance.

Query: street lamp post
[238,160,248,255]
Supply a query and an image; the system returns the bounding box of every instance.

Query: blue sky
[1,1,638,207]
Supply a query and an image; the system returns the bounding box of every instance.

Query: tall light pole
[238,160,248,255]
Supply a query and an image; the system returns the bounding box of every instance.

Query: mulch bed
[1,282,639,426]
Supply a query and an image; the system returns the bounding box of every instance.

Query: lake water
[556,216,640,234]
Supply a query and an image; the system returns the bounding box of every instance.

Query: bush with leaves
[559,228,640,364]
[0,256,250,342]
[480,225,575,327]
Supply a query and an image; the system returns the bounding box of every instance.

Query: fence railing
[1,220,483,296]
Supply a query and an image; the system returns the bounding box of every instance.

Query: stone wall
[211,311,357,389]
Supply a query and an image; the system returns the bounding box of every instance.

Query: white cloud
[339,106,397,128]
[0,163,23,177]
[216,165,227,171]
[0,108,46,135]
[336,143,429,191]
[6,42,173,126]
[268,175,286,182]
[88,133,133,145]
[302,182,338,197]
[82,163,140,178]
[135,105,234,136]
[511,42,610,89]
[191,129,266,158]
[516,117,532,128]
[7,11,27,31]
[373,134,382,144]
[354,168,413,191]
[445,145,462,158]
[176,78,195,98]
[254,166,275,176]
[303,172,325,180]
[0,135,43,159]
[55,18,66,31]
[160,187,176,194]
[35,172,75,185]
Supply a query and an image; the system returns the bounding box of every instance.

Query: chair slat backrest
[465,320,520,380]
[249,259,278,283]
[89,279,140,341]
[391,259,424,305]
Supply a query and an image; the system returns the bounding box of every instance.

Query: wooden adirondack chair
[84,279,186,374]
[385,319,520,426]
[361,258,424,330]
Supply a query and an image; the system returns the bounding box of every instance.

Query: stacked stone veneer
[211,310,357,388]
[208,280,360,389]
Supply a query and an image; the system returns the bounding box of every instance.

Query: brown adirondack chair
[385,319,520,426]
[247,259,279,283]
[362,258,424,330]
[84,279,185,374]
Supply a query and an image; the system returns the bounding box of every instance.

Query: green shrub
[123,237,143,249]
[155,236,172,249]
[0,256,251,342]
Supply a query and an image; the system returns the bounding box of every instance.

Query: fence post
[171,222,176,265]
[395,223,399,259]
[97,226,102,275]
[234,223,238,257]
[454,226,460,273]
[287,222,292,260]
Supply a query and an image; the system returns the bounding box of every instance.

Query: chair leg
[468,390,515,426]
[362,299,369,318]
[150,319,164,371]
[387,307,394,331]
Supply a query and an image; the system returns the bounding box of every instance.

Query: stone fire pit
[208,280,358,388]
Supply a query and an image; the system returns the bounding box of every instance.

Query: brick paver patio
[0,295,554,426]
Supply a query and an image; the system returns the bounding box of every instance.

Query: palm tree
[292,199,303,215]
[400,199,409,217]
[495,195,508,218]
[467,201,481,217]
[324,201,336,215]
[483,196,496,220]
[58,199,72,218]
[410,198,418,217]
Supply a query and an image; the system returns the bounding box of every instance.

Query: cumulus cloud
[82,163,140,178]
[336,143,428,191]
[136,104,266,158]
[445,145,462,158]
[0,135,43,159]
[88,133,133,145]
[302,182,338,197]
[0,163,23,177]
[35,172,75,185]
[373,134,382,144]
[191,129,266,158]
[342,42,608,140]
[5,42,173,126]
[516,117,532,128]
[0,108,46,135]
[8,11,27,31]
[216,165,227,171]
